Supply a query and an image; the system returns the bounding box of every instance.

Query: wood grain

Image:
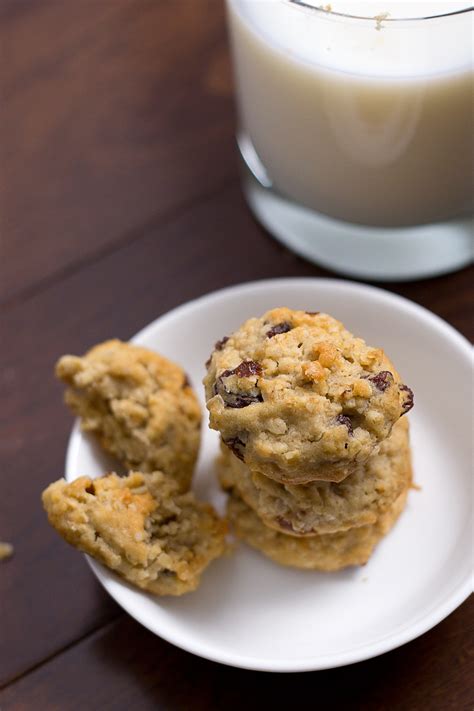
[0,0,234,303]
[1,599,472,710]
[1,0,473,704]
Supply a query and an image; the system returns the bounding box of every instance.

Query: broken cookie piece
[56,340,201,492]
[42,471,227,596]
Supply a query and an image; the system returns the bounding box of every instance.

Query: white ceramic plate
[66,278,473,672]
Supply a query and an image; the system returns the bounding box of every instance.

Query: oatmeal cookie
[204,308,413,483]
[56,340,201,492]
[218,418,411,536]
[42,471,227,596]
[227,488,407,571]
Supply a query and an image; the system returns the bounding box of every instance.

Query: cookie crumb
[0,541,13,561]
[411,481,422,491]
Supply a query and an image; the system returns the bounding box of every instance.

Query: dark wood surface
[1,1,472,708]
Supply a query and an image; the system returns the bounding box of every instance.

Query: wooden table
[1,2,472,708]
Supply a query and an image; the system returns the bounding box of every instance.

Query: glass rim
[288,0,473,22]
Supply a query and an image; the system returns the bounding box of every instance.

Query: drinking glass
[227,0,473,280]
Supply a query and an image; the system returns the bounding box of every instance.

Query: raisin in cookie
[56,340,201,492]
[218,418,411,536]
[204,309,413,484]
[42,471,227,596]
[227,488,407,571]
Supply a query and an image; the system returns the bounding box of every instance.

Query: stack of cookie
[204,308,414,571]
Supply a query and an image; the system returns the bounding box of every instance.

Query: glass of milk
[227,0,473,280]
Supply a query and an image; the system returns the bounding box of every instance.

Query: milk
[227,0,473,226]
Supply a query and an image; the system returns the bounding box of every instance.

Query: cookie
[42,470,227,596]
[218,418,411,536]
[227,488,408,571]
[204,308,413,484]
[56,340,201,492]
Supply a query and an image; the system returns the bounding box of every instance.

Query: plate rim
[65,276,473,672]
